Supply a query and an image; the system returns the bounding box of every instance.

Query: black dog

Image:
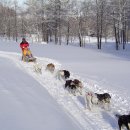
[63,70,70,79]
[65,80,77,95]
[116,114,130,130]
[65,80,73,88]
[95,93,111,103]
[65,80,76,89]
[65,79,83,96]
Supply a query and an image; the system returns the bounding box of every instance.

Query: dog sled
[22,48,36,62]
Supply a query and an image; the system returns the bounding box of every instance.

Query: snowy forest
[0,0,130,49]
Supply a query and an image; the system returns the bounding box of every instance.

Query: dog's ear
[115,114,120,118]
[108,94,111,99]
[113,111,121,118]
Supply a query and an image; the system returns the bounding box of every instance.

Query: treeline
[0,0,130,50]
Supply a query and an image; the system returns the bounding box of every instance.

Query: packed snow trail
[0,52,82,130]
[0,51,130,130]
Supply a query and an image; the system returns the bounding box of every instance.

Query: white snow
[0,39,130,130]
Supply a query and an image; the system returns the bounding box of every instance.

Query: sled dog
[56,70,70,81]
[115,114,130,130]
[46,63,55,73]
[65,79,83,95]
[85,92,111,110]
[33,62,42,74]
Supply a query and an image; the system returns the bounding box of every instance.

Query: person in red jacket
[20,38,29,51]
[20,38,32,60]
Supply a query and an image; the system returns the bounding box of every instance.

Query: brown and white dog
[65,79,83,95]
[56,70,70,81]
[46,63,55,73]
[115,114,130,130]
[85,92,111,110]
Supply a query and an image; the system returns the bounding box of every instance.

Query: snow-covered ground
[0,39,130,130]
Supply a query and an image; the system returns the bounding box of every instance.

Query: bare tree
[14,0,18,42]
[110,0,130,50]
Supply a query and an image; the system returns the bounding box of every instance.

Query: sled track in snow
[0,51,130,130]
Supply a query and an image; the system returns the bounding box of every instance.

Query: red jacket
[20,41,29,50]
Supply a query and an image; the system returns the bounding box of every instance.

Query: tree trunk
[66,20,70,45]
